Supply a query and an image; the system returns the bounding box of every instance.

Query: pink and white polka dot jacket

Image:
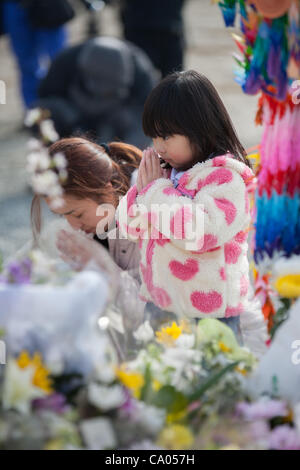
[116,154,255,319]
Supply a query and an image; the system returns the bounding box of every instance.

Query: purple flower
[32,393,67,414]
[269,425,300,450]
[236,400,288,421]
[250,421,270,442]
[119,389,137,419]
[7,258,32,284]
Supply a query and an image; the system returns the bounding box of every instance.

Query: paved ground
[0,0,262,260]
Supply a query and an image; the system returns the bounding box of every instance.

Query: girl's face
[152,134,195,171]
[46,195,114,235]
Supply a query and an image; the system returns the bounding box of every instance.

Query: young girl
[117,70,255,340]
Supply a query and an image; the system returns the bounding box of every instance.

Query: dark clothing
[121,0,185,77]
[124,29,184,78]
[121,0,185,34]
[36,37,157,147]
[2,0,66,107]
[93,234,109,251]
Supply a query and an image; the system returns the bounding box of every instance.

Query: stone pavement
[0,0,262,260]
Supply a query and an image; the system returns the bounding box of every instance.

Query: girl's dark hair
[143,70,252,168]
[31,137,142,241]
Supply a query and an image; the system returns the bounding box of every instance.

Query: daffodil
[17,351,53,393]
[156,322,182,346]
[157,424,194,450]
[2,360,46,414]
[275,274,300,298]
[219,341,232,353]
[115,367,144,399]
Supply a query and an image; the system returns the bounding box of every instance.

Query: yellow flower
[218,341,232,353]
[235,366,247,376]
[156,322,182,346]
[152,379,162,392]
[275,274,300,298]
[17,351,53,393]
[116,367,144,399]
[220,444,240,450]
[166,409,187,424]
[157,424,194,450]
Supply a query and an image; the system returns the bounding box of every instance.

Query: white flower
[40,411,79,441]
[24,108,42,127]
[32,170,59,194]
[175,334,195,349]
[27,150,50,174]
[161,347,202,370]
[40,119,59,143]
[160,347,202,391]
[2,360,46,414]
[80,417,117,450]
[134,402,165,435]
[133,321,154,343]
[53,152,67,170]
[94,363,116,383]
[27,138,42,152]
[88,383,126,411]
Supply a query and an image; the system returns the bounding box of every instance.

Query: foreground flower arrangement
[0,250,300,450]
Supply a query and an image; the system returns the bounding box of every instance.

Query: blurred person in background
[120,0,185,77]
[1,0,74,109]
[35,36,158,148]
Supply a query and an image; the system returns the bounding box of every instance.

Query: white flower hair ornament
[27,138,68,210]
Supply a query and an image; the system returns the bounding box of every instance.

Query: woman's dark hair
[31,137,142,240]
[143,70,252,168]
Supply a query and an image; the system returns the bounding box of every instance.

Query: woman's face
[46,195,114,235]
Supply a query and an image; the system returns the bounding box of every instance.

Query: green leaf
[140,363,152,402]
[276,307,287,317]
[152,385,188,414]
[188,361,240,403]
[280,298,291,310]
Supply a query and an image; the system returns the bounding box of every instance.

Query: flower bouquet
[0,249,111,376]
